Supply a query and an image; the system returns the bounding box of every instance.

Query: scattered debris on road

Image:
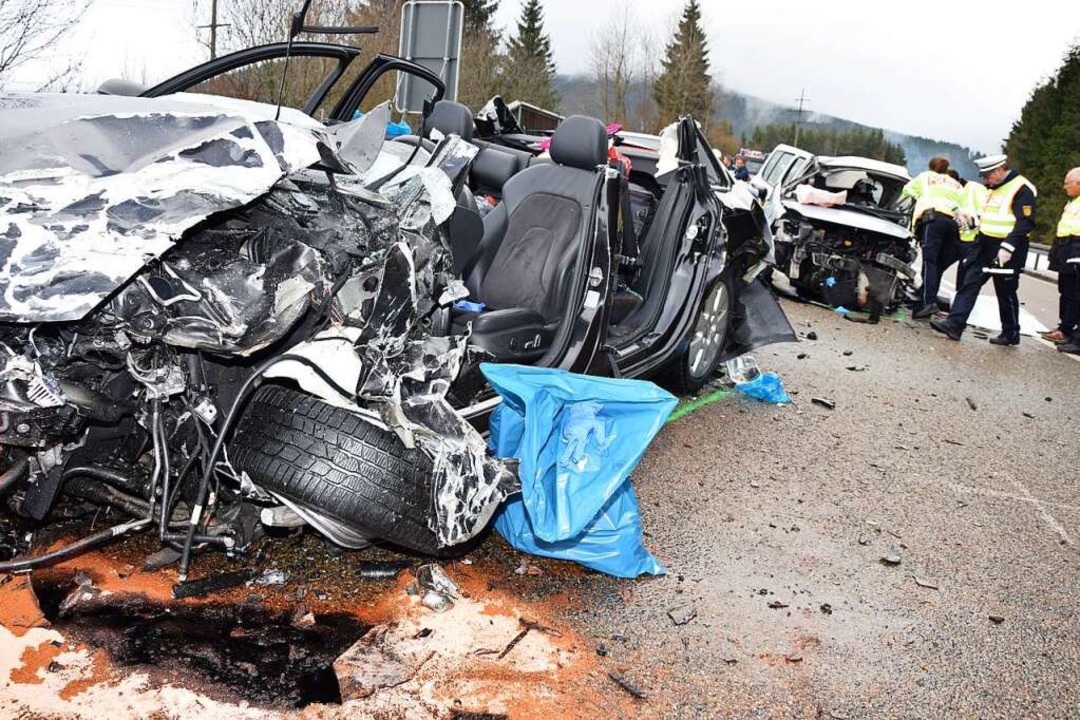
[667,605,697,626]
[172,568,258,599]
[608,671,648,699]
[812,397,837,410]
[881,550,902,566]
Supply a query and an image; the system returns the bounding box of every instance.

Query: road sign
[397,1,463,111]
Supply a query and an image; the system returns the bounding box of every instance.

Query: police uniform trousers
[919,215,960,307]
[946,233,1029,339]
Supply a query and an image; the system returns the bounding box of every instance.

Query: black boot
[930,318,962,341]
[989,334,1020,346]
[913,303,938,319]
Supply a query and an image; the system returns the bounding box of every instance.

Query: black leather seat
[394,100,474,151]
[454,115,608,362]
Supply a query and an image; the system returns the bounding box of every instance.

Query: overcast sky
[10,0,1080,154]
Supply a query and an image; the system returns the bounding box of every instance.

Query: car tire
[672,272,734,394]
[230,384,447,555]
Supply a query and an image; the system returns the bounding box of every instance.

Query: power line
[196,0,231,59]
[793,88,810,148]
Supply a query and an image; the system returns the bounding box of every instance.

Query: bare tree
[0,0,89,88]
[588,3,638,125]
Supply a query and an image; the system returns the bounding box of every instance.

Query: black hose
[0,451,29,496]
[64,477,150,518]
[61,466,142,497]
[0,518,150,573]
[176,353,359,581]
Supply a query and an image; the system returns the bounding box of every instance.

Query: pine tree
[1006,43,1080,243]
[652,0,714,129]
[455,0,504,111]
[504,0,558,109]
[461,0,500,35]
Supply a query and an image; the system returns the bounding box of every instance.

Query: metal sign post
[397,1,464,112]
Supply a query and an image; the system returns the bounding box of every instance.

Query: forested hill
[555,75,983,178]
[717,89,984,178]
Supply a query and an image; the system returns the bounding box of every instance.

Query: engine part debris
[253,569,289,587]
[143,546,182,571]
[767,600,790,609]
[812,397,836,409]
[172,568,259,599]
[356,560,411,579]
[966,397,978,411]
[989,614,1005,624]
[608,671,648,699]
[597,643,609,657]
[416,563,460,598]
[421,590,454,613]
[806,331,818,340]
[820,603,833,614]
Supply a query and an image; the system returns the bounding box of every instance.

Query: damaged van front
[758,144,917,314]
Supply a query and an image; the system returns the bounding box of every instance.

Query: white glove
[997,248,1013,267]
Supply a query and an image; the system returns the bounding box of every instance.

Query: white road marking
[939,478,1076,547]
[1011,478,1074,547]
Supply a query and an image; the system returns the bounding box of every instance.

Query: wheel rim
[688,282,730,378]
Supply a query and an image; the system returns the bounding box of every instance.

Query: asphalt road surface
[568,297,1079,718]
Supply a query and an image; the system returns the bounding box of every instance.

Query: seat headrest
[423,100,473,142]
[550,115,607,171]
[472,147,521,194]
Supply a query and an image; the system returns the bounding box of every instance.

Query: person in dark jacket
[733,155,751,182]
[1043,167,1080,353]
[930,155,1036,345]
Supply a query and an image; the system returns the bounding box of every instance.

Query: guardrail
[1030,243,1051,272]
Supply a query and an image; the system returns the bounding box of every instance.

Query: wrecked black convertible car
[0,41,790,581]
[756,144,917,315]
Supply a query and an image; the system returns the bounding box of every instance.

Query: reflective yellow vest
[979,174,1036,239]
[901,171,963,224]
[956,181,989,243]
[1056,196,1080,238]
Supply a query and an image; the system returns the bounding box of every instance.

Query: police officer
[953,175,989,290]
[1044,167,1080,353]
[902,157,963,318]
[930,155,1036,345]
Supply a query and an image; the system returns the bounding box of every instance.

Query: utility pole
[793,89,810,148]
[198,0,230,60]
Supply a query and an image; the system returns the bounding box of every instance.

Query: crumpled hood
[780,199,912,240]
[0,92,382,323]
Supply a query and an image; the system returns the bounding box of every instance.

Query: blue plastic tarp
[481,363,675,578]
[351,110,412,138]
[734,371,792,404]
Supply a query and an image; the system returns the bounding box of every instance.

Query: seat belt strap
[617,175,641,268]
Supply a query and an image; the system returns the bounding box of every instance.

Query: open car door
[142,41,446,124]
